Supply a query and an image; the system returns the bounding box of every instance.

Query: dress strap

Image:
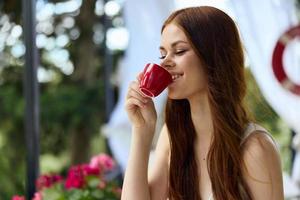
[242,123,279,149]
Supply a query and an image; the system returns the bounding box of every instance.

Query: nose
[160,55,175,69]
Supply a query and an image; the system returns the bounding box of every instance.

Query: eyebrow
[159,40,189,50]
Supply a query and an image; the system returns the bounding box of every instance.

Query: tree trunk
[72,0,99,85]
[70,126,91,164]
[69,0,100,163]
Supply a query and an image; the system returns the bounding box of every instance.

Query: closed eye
[159,49,187,59]
[175,50,186,55]
[159,55,166,59]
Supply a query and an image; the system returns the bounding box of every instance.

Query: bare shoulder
[243,130,279,161]
[242,130,284,199]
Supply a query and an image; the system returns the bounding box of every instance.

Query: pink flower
[36,174,63,190]
[65,164,99,189]
[32,192,43,200]
[65,165,86,189]
[81,164,100,176]
[11,195,25,200]
[89,154,115,172]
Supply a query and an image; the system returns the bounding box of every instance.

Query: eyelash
[159,50,186,59]
[175,50,186,55]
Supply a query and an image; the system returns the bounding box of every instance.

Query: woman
[121,6,284,200]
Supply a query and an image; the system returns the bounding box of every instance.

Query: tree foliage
[0,0,124,197]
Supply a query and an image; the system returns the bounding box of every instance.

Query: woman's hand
[125,74,157,130]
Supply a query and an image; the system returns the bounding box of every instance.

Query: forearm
[121,127,154,200]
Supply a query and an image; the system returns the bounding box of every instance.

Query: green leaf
[86,176,100,188]
[42,187,65,200]
[90,190,104,199]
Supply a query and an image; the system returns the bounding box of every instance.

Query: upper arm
[242,131,284,200]
[148,124,170,200]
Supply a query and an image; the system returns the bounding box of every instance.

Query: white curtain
[229,0,300,195]
[228,0,300,133]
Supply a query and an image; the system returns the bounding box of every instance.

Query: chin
[167,90,186,100]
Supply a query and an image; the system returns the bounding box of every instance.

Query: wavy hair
[163,6,252,200]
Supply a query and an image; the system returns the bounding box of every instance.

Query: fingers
[126,81,150,108]
[125,97,145,109]
[136,72,143,84]
[127,81,149,100]
[128,89,148,103]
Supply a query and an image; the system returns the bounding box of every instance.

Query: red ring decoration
[272,25,300,95]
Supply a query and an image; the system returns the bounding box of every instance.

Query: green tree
[0,0,124,197]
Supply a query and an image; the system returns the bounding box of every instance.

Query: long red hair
[163,6,252,200]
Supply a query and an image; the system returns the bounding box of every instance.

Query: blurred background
[0,0,300,199]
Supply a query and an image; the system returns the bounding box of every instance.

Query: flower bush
[12,153,121,200]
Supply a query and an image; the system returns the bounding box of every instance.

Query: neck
[188,92,213,140]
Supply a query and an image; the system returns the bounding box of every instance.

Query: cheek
[195,72,207,86]
[185,68,207,91]
[186,64,206,82]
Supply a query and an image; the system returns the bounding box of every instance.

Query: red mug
[139,63,173,97]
